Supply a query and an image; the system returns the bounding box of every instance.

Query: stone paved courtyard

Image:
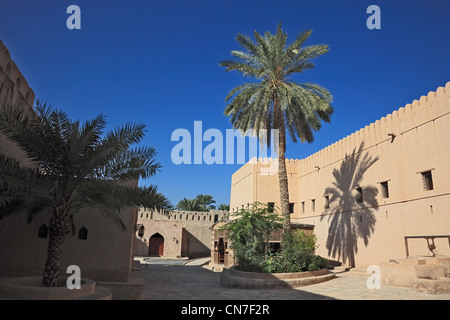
[138,260,450,300]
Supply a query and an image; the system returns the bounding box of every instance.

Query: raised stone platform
[381,256,450,294]
[0,277,112,300]
[220,267,336,289]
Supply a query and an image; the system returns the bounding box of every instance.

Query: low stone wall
[220,267,335,289]
[0,277,112,300]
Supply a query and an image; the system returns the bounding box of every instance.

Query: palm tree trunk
[278,130,291,232]
[42,213,70,287]
[274,98,291,232]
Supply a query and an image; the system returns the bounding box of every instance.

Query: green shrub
[223,203,328,273]
[308,255,329,271]
[261,230,328,273]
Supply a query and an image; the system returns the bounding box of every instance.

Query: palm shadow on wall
[320,142,379,267]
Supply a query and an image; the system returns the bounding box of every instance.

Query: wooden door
[149,234,164,256]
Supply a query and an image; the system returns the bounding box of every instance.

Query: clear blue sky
[1,0,449,207]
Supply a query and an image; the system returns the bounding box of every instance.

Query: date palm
[176,197,202,211]
[195,194,216,210]
[0,101,172,287]
[220,23,333,231]
[217,204,230,211]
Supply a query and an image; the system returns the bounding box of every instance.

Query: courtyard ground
[136,258,450,300]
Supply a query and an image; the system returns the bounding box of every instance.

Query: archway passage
[149,233,164,256]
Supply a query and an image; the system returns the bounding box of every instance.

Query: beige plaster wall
[135,208,228,258]
[230,158,299,215]
[229,82,450,268]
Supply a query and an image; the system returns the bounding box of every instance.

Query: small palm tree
[217,204,230,211]
[176,197,202,211]
[220,23,333,231]
[195,194,216,210]
[0,101,172,287]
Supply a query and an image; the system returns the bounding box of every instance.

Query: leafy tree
[220,23,333,231]
[222,202,282,272]
[0,102,172,287]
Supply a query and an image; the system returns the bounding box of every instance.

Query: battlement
[0,40,35,108]
[137,207,229,224]
[299,82,450,175]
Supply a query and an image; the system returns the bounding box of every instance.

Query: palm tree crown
[220,23,333,230]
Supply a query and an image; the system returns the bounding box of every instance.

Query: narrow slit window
[311,199,316,212]
[324,195,330,209]
[380,181,389,198]
[421,171,434,191]
[355,187,363,203]
[78,226,88,240]
[268,202,275,213]
[38,224,48,239]
[289,203,294,214]
[301,202,305,214]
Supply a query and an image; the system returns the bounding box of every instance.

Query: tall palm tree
[0,101,172,287]
[220,23,333,231]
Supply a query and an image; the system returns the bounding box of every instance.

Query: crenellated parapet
[0,40,35,110]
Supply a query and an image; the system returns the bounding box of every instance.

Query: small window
[38,224,48,238]
[268,202,275,213]
[78,226,88,240]
[380,181,389,198]
[421,171,434,191]
[214,214,219,223]
[301,201,305,214]
[311,199,315,212]
[138,225,145,238]
[324,195,330,209]
[289,203,294,214]
[355,187,363,203]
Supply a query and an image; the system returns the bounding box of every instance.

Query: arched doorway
[148,233,164,256]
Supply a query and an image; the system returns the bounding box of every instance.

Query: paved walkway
[137,259,450,300]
